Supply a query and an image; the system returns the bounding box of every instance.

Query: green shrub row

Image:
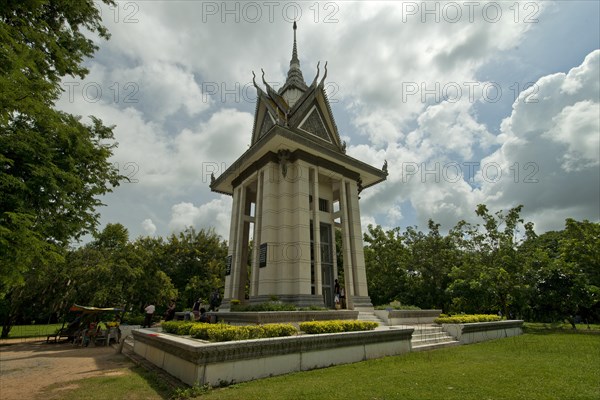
[299,320,378,334]
[434,314,502,324]
[191,323,297,341]
[374,300,421,310]
[161,321,192,335]
[162,321,298,342]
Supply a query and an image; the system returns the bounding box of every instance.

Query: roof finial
[319,61,328,87]
[280,20,306,93]
[312,61,320,86]
[291,21,299,66]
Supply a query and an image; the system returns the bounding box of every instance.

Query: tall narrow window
[318,198,329,212]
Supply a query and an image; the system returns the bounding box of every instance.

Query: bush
[123,313,145,325]
[189,323,212,340]
[160,321,179,334]
[299,320,378,334]
[434,314,502,324]
[374,301,421,310]
[260,323,298,338]
[187,322,297,341]
[203,323,297,342]
[161,321,207,336]
[175,322,197,335]
[206,324,244,342]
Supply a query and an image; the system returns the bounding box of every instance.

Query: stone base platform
[374,309,442,325]
[441,320,524,344]
[209,310,359,325]
[132,327,413,387]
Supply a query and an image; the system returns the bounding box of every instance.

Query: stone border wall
[374,309,442,325]
[441,320,524,344]
[209,310,359,325]
[132,327,412,387]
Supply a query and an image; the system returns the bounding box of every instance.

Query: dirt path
[0,339,131,400]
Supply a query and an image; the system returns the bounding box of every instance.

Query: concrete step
[408,323,459,351]
[411,340,460,352]
[412,333,454,342]
[357,312,388,327]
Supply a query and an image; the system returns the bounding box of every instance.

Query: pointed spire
[282,21,307,92]
[291,21,299,65]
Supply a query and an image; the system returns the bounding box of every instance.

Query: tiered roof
[211,23,387,195]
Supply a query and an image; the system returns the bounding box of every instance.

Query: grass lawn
[200,332,600,400]
[39,365,173,400]
[5,323,63,338]
[523,321,600,332]
[36,331,600,400]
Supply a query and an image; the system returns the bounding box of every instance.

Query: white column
[231,183,247,300]
[339,178,355,309]
[224,186,241,300]
[311,168,322,295]
[251,171,264,297]
[346,180,370,298]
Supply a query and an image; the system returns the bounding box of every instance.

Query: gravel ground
[0,339,130,400]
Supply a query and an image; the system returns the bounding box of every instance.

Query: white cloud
[479,49,600,230]
[53,1,598,241]
[169,197,232,239]
[546,100,599,171]
[141,219,157,235]
[115,61,210,121]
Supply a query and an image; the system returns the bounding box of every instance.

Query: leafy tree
[524,220,600,326]
[1,0,122,294]
[0,0,122,336]
[364,225,409,306]
[447,205,531,317]
[402,220,458,310]
[162,227,227,310]
[69,225,176,312]
[127,236,177,314]
[560,219,600,290]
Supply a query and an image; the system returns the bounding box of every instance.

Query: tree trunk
[1,316,13,338]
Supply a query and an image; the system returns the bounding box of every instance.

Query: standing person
[164,300,176,321]
[334,279,341,305]
[192,298,201,320]
[209,289,221,312]
[143,303,155,328]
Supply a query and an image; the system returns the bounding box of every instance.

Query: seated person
[83,320,98,347]
[199,307,210,323]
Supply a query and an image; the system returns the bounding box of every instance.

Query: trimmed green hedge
[299,320,378,334]
[434,314,502,324]
[161,321,196,335]
[160,321,198,335]
[374,301,421,310]
[162,321,298,342]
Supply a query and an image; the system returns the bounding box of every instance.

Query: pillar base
[249,294,327,308]
[348,295,374,312]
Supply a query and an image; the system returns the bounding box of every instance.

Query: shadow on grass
[128,365,175,400]
[523,322,600,336]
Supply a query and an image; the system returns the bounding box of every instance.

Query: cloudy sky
[57,1,599,242]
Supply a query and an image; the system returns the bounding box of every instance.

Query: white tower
[211,23,387,310]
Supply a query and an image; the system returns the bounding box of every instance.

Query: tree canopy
[1,0,122,295]
[363,205,599,325]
